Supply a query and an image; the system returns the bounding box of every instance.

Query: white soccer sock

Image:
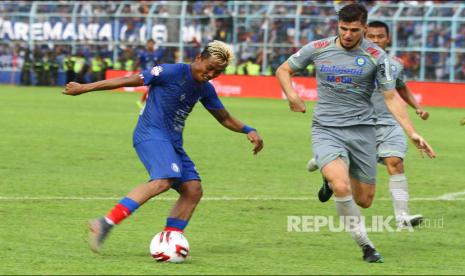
[389,174,410,221]
[334,195,373,248]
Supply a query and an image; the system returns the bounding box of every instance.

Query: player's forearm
[220,116,247,133]
[276,65,299,99]
[384,90,416,137]
[397,86,420,110]
[83,75,142,93]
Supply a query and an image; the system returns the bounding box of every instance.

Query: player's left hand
[416,109,429,120]
[247,131,263,155]
[410,133,436,158]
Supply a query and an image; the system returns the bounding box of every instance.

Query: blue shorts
[134,139,201,190]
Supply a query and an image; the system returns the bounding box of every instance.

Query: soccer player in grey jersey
[276,3,435,263]
[308,21,430,229]
[366,21,429,229]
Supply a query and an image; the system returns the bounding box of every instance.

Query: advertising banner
[105,71,465,108]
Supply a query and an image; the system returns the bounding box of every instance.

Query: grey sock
[335,195,373,248]
[389,174,410,220]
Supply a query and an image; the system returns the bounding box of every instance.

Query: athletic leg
[384,157,423,228]
[322,159,381,262]
[89,179,173,252]
[164,180,203,232]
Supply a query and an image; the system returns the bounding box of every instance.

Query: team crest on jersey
[171,163,180,173]
[150,66,163,76]
[355,56,367,67]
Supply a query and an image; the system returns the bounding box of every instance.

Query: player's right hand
[416,109,429,120]
[62,82,86,96]
[287,95,306,113]
[410,133,436,159]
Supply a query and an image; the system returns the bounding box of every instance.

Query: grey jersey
[288,37,396,127]
[371,56,407,125]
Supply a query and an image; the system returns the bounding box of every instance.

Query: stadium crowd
[1,0,464,85]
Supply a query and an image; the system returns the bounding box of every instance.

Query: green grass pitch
[0,85,464,274]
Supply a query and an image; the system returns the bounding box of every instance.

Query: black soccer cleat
[88,217,113,253]
[318,177,333,202]
[362,245,384,263]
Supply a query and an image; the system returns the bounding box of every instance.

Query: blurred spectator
[90,53,105,82]
[135,39,164,71]
[20,50,32,85]
[33,51,45,86]
[73,51,88,84]
[64,52,75,83]
[48,51,59,86]
[243,57,261,76]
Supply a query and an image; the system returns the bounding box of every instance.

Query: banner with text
[105,71,465,108]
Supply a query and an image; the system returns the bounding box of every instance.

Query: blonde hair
[200,40,234,66]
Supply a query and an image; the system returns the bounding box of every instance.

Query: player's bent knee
[355,196,373,208]
[330,181,351,197]
[147,180,171,195]
[182,182,203,202]
[385,157,404,174]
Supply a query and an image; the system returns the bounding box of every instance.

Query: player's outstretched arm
[383,90,436,158]
[62,74,143,96]
[275,61,306,113]
[207,108,264,155]
[396,85,429,120]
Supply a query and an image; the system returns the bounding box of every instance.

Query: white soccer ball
[150,231,190,263]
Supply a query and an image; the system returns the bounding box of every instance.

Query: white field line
[434,189,465,200]
[0,195,464,201]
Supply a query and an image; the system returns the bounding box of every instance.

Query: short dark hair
[368,21,390,36]
[338,3,368,25]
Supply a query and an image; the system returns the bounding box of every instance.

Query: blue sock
[165,217,188,232]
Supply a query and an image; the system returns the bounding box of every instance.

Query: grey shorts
[312,123,377,184]
[375,124,407,164]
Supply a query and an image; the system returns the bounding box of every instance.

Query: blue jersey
[138,49,164,70]
[133,63,225,147]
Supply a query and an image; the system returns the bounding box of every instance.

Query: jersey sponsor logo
[378,58,393,82]
[313,40,330,49]
[355,56,367,67]
[326,75,353,84]
[384,58,392,81]
[366,47,380,58]
[171,163,180,173]
[150,65,163,76]
[320,65,363,76]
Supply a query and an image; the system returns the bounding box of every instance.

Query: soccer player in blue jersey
[63,40,264,253]
[276,4,435,263]
[135,39,165,108]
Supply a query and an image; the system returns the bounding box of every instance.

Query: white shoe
[397,214,423,229]
[306,158,318,172]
